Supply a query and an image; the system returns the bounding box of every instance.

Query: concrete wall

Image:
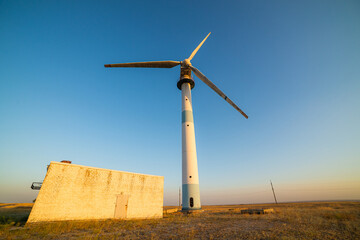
[27,162,164,223]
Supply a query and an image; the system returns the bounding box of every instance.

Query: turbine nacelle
[180,59,193,82]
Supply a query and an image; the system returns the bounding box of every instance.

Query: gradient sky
[1,0,359,205]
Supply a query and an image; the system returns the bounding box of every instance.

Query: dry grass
[0,201,359,239]
[0,203,32,228]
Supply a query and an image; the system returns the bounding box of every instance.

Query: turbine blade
[190,65,248,119]
[188,32,211,61]
[104,61,181,68]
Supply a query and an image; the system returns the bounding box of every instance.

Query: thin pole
[179,187,181,208]
[270,180,278,204]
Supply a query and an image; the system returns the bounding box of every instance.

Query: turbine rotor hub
[182,59,192,67]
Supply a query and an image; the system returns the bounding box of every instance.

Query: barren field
[0,201,359,239]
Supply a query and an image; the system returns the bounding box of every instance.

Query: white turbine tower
[105,33,248,211]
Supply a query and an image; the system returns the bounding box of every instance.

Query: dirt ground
[0,201,359,239]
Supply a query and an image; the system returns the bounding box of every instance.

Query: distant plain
[0,201,359,239]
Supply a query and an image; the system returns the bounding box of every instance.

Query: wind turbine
[104,33,248,211]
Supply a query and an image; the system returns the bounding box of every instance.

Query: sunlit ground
[1,201,359,239]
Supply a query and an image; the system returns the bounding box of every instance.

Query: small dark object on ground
[241,208,274,214]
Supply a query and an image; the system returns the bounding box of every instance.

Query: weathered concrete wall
[27,162,164,223]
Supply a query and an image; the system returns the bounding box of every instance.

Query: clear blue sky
[1,0,359,205]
